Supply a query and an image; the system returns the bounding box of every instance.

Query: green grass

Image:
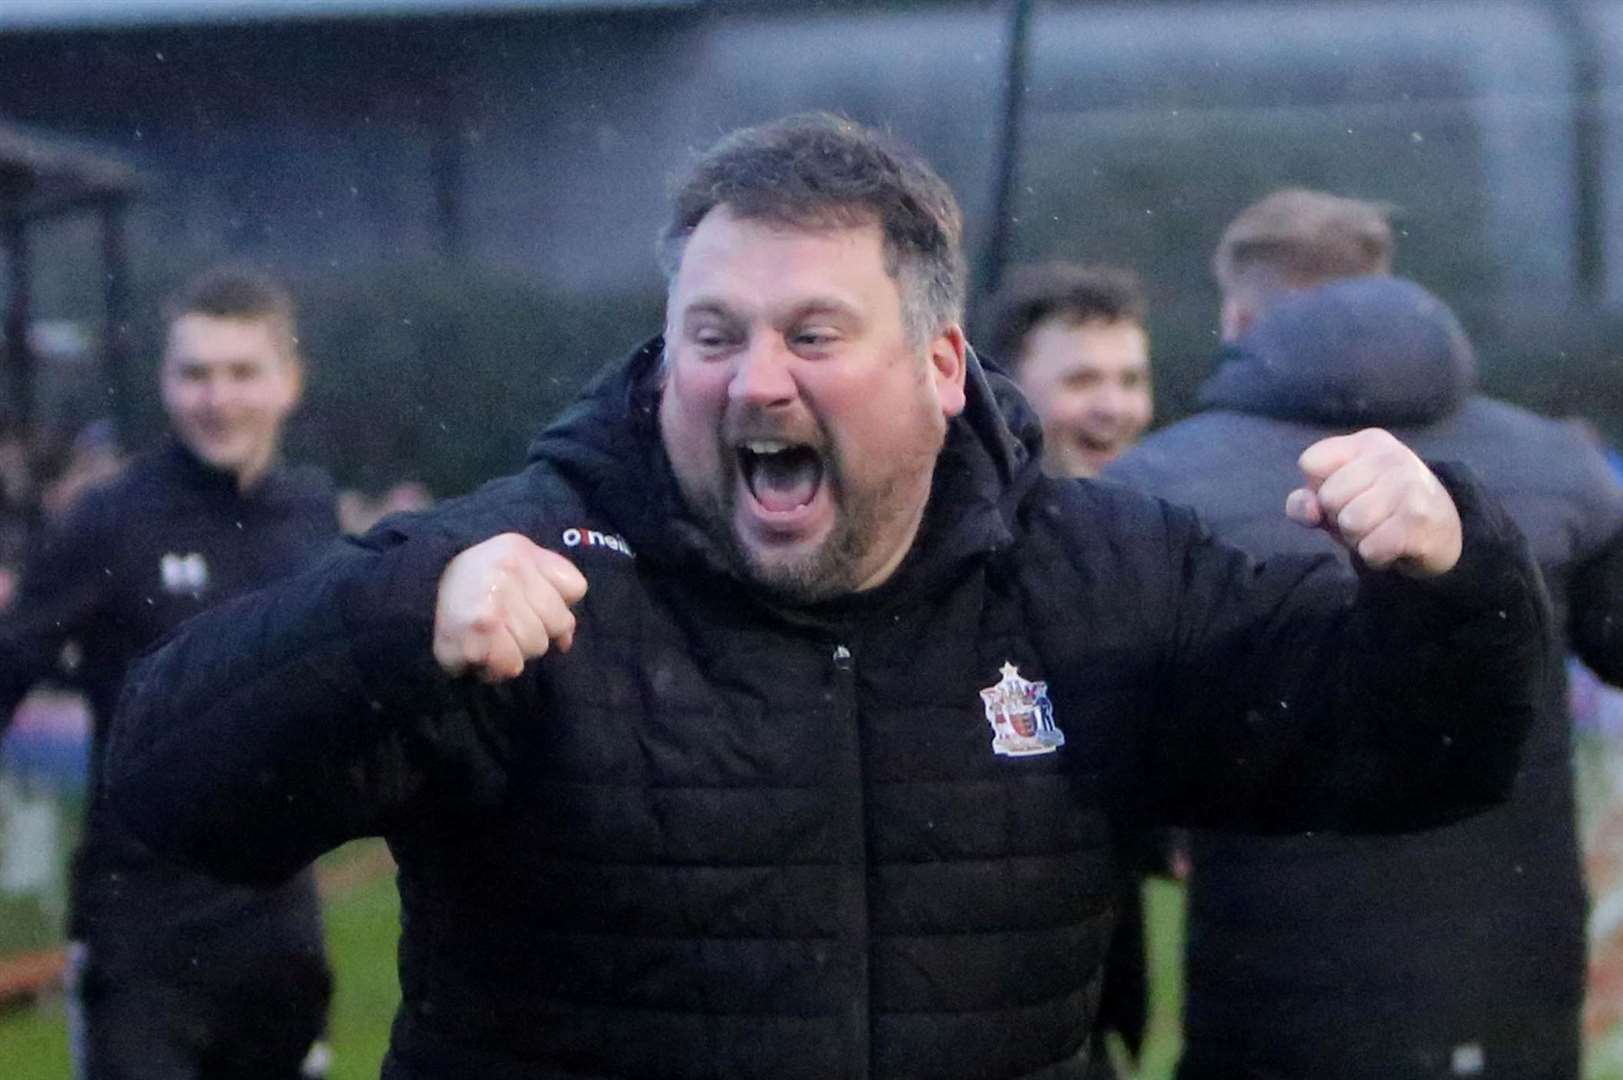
[1134,877,1187,1080]
[321,858,402,1080]
[0,1000,66,1080]
[0,840,403,1080]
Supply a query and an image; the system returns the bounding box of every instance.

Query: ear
[1219,296,1255,343]
[929,324,968,418]
[282,353,306,410]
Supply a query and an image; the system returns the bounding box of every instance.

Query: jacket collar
[529,335,1043,610]
[160,436,288,505]
[1199,275,1476,427]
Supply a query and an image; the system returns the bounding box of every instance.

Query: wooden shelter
[0,121,139,434]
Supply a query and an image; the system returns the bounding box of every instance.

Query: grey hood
[1199,275,1476,427]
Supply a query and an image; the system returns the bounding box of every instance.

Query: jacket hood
[528,336,1045,603]
[1199,275,1476,427]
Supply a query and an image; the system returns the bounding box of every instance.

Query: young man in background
[0,267,338,1079]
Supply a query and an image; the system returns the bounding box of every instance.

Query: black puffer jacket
[109,339,1547,1079]
[1107,275,1623,1079]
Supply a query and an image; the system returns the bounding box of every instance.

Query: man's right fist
[432,533,589,682]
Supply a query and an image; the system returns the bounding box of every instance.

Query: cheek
[832,382,940,461]
[668,361,729,415]
[1128,391,1153,425]
[1050,390,1094,423]
[250,386,292,420]
[163,386,202,417]
[661,368,727,463]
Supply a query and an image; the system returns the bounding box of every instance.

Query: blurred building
[2,0,1621,485]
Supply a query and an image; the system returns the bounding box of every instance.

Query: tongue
[751,452,820,512]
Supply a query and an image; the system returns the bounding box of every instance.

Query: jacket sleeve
[0,495,110,739]
[107,501,525,884]
[1141,463,1551,833]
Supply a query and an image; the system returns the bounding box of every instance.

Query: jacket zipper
[831,641,871,1078]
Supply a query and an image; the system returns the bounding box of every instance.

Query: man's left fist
[1286,428,1463,577]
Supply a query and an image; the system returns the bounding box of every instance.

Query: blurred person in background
[336,479,433,536]
[0,266,338,1079]
[40,419,126,525]
[982,262,1152,478]
[982,261,1163,1078]
[1107,189,1623,1079]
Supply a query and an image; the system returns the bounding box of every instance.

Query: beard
[677,422,942,605]
[684,472,863,605]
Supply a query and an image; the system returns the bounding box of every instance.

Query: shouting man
[109,118,1547,1079]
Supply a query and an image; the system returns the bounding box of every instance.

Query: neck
[854,472,934,592]
[232,448,278,493]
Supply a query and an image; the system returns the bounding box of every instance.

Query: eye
[688,322,740,352]
[792,327,839,351]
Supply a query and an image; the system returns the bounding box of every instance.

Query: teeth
[743,439,792,455]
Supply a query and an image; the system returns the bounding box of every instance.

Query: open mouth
[1075,430,1123,454]
[736,439,824,514]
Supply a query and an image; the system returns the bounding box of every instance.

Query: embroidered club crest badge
[980,662,1065,757]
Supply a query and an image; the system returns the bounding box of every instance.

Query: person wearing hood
[1106,191,1623,1080]
[107,119,1547,1080]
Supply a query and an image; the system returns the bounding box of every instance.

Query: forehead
[164,314,287,364]
[670,207,894,313]
[1022,316,1148,374]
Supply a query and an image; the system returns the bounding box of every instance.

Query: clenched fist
[433,533,589,682]
[1285,428,1463,576]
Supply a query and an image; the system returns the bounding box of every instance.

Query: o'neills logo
[980,662,1065,757]
[561,528,633,558]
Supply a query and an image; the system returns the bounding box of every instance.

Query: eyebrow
[678,296,863,324]
[786,298,863,324]
[680,299,735,318]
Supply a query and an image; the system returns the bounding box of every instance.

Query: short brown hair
[659,113,965,346]
[981,262,1147,372]
[1213,189,1394,295]
[163,265,298,356]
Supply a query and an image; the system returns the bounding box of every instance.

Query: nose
[198,374,225,410]
[1088,383,1129,422]
[728,336,797,409]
